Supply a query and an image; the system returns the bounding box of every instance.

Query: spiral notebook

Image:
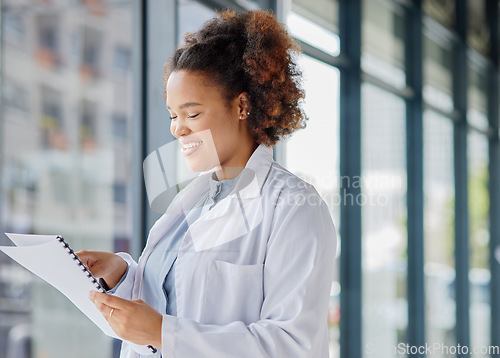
[0,233,157,355]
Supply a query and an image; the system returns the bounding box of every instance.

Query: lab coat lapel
[187,193,265,252]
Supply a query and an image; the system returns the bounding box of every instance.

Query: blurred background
[0,0,498,357]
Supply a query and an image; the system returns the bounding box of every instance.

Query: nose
[171,117,191,139]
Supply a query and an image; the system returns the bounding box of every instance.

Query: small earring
[247,112,250,116]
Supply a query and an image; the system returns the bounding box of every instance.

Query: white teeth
[183,141,202,149]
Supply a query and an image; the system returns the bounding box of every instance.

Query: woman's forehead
[166,71,223,106]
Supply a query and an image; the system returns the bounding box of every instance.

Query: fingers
[90,292,124,321]
[90,294,163,348]
[94,299,117,320]
[89,291,129,309]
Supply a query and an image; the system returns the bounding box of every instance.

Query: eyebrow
[167,102,202,110]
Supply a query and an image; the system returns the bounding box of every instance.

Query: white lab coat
[113,143,337,358]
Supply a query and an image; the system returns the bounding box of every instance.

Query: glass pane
[361,84,407,357]
[468,130,490,357]
[177,0,216,45]
[468,64,489,131]
[423,111,456,351]
[0,1,137,357]
[423,32,454,113]
[362,0,406,89]
[286,0,340,57]
[467,0,490,57]
[423,0,455,30]
[285,55,340,358]
[292,0,337,33]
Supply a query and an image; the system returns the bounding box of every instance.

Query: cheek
[208,122,234,146]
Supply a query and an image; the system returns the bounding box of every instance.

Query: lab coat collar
[208,170,242,201]
[229,143,273,199]
[185,143,272,252]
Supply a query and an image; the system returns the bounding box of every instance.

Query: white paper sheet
[0,233,156,355]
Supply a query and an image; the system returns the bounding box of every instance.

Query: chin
[185,155,218,172]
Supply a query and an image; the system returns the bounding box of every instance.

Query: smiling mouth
[182,141,203,150]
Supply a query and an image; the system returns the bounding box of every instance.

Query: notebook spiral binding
[55,236,158,354]
[56,236,105,293]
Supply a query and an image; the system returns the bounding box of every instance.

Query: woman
[80,9,337,358]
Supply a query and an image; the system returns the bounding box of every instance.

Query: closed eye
[188,113,201,119]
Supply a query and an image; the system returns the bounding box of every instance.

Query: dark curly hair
[164,9,307,146]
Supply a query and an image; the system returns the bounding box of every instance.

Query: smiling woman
[77,9,337,358]
[164,9,307,180]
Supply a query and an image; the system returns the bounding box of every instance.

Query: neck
[214,142,259,181]
[214,166,243,181]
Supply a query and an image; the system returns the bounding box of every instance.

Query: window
[468,133,490,356]
[283,55,340,356]
[361,84,407,356]
[81,26,102,78]
[112,114,128,139]
[4,13,26,44]
[37,15,58,52]
[40,86,66,150]
[2,1,500,357]
[291,0,338,34]
[36,14,60,68]
[114,183,127,205]
[362,0,406,89]
[423,32,454,113]
[0,1,137,357]
[80,100,98,150]
[466,67,490,352]
[423,0,455,30]
[467,0,489,57]
[286,0,339,56]
[177,0,215,45]
[423,111,456,349]
[3,79,30,113]
[113,46,131,72]
[468,63,489,132]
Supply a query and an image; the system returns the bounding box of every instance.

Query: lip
[180,140,203,157]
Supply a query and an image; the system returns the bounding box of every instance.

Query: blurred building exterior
[1,1,135,357]
[0,0,498,358]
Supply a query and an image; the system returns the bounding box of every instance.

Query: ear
[237,92,251,121]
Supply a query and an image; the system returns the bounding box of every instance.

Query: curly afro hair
[164,9,307,147]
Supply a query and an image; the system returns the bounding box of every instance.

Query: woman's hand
[76,250,128,290]
[89,291,163,349]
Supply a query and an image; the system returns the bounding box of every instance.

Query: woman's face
[166,70,253,174]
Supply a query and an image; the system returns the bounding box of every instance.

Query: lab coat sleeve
[109,252,138,300]
[160,188,337,358]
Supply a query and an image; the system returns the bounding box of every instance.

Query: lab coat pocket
[204,260,264,326]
